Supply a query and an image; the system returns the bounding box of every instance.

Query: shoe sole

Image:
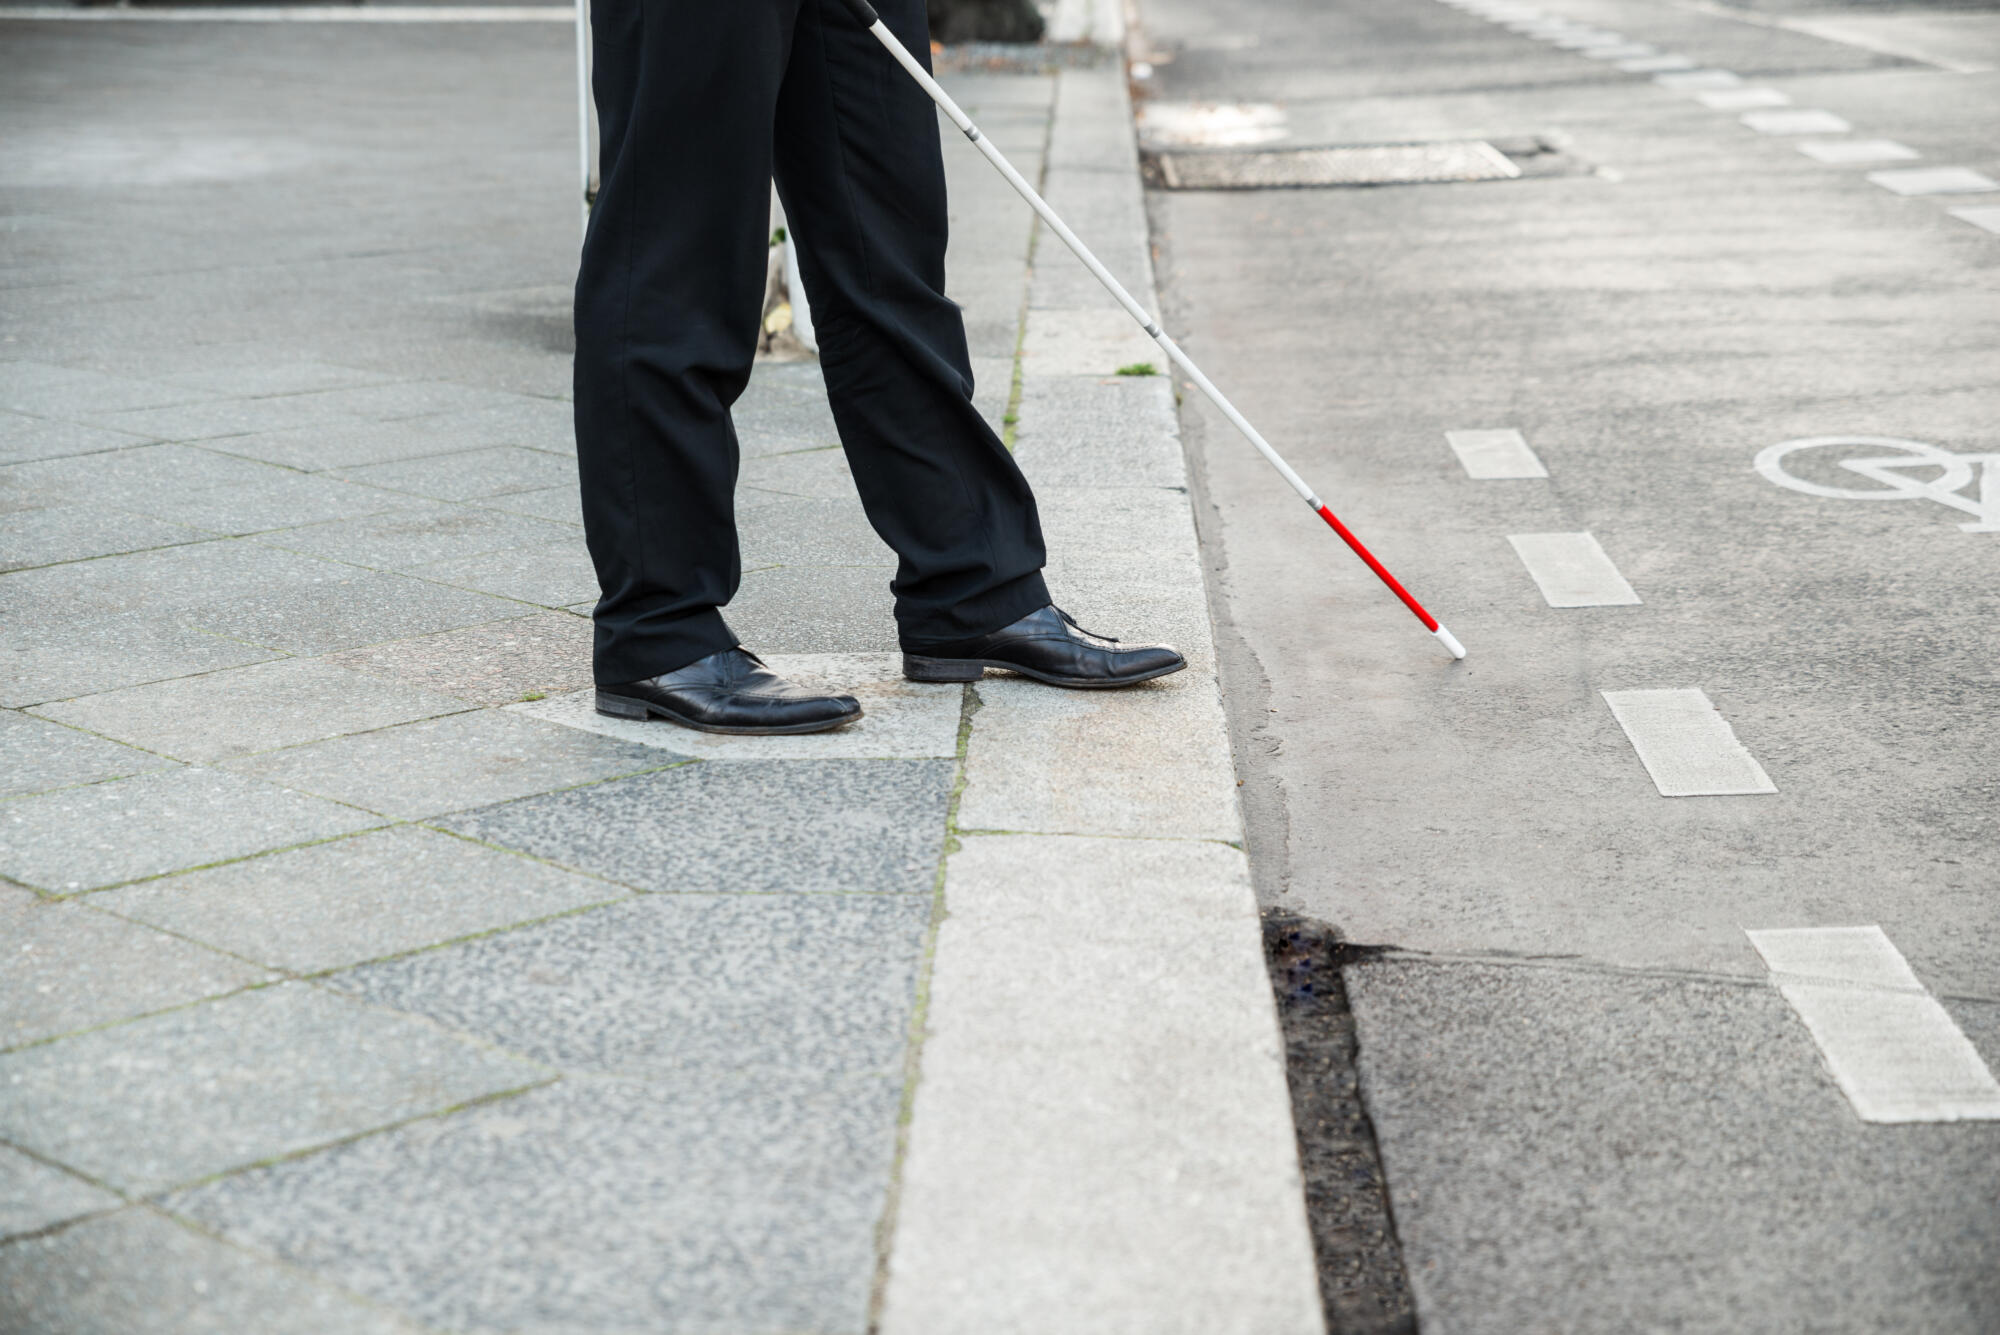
[593,691,864,735]
[901,655,1187,689]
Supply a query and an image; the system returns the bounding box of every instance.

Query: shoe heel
[902,655,983,683]
[593,691,650,720]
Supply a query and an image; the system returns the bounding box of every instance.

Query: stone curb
[878,62,1327,1335]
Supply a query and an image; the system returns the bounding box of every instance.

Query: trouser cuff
[897,570,1052,652]
[592,605,740,685]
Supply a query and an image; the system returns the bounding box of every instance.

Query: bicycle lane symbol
[1755,436,2000,533]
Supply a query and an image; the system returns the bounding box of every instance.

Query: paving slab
[167,1074,899,1335]
[729,380,842,453]
[92,825,629,976]
[0,767,382,895]
[957,672,1238,839]
[417,398,576,453]
[434,757,953,895]
[0,534,338,618]
[154,361,395,399]
[0,411,155,467]
[475,481,584,526]
[882,835,1322,1335]
[0,1207,428,1335]
[403,535,596,608]
[1034,480,1203,559]
[0,1145,123,1242]
[738,444,854,501]
[724,563,899,654]
[0,503,206,573]
[4,443,263,507]
[1,888,274,1050]
[5,442,407,536]
[221,708,671,821]
[0,361,211,418]
[512,653,963,761]
[0,710,177,799]
[82,395,361,445]
[0,610,282,711]
[1020,307,1164,378]
[331,445,577,502]
[31,658,473,764]
[334,891,931,1079]
[736,493,896,568]
[206,419,515,473]
[0,981,547,1195]
[254,500,578,573]
[1011,374,1186,488]
[185,569,529,655]
[278,380,539,423]
[321,609,593,705]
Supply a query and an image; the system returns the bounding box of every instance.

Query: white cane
[831,0,1465,660]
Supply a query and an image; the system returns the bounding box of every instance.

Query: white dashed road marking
[1866,166,1999,197]
[1746,926,2000,1123]
[1797,139,1920,164]
[1601,689,1776,796]
[1586,43,1658,60]
[1620,54,1697,72]
[1656,69,1740,90]
[1447,428,1547,479]
[1742,109,1853,135]
[1698,88,1791,111]
[1949,205,2000,234]
[1507,533,1641,607]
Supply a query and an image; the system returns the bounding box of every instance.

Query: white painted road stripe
[1698,88,1791,110]
[1742,109,1853,135]
[1447,428,1547,479]
[1867,167,2000,197]
[1797,139,1920,164]
[1746,926,2000,1123]
[0,5,571,19]
[1602,689,1776,796]
[1655,70,1742,90]
[1949,205,2000,234]
[1586,44,1659,60]
[1620,54,1697,72]
[1507,533,1641,606]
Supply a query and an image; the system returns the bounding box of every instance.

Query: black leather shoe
[903,605,1186,689]
[596,648,862,735]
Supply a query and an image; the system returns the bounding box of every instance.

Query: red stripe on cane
[1316,506,1440,633]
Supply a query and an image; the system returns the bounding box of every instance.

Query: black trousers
[575,0,1051,684]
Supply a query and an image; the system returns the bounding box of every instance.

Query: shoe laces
[1054,606,1117,643]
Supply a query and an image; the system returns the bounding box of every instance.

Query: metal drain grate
[1153,141,1522,190]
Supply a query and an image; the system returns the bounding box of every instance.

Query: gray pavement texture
[2,13,1323,1334]
[1138,0,2000,1327]
[0,19,1038,1333]
[3,5,1344,1327]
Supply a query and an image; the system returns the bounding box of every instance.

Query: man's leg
[574,0,794,685]
[771,0,1053,651]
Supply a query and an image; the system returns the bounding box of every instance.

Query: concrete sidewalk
[0,14,1319,1335]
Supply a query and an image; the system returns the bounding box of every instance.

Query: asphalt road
[1134,0,2000,1328]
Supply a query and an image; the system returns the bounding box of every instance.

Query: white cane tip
[1434,626,1467,660]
